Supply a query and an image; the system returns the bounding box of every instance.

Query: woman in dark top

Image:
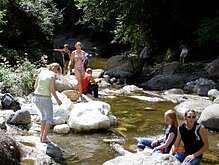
[171,110,209,165]
[137,110,178,153]
[54,44,71,75]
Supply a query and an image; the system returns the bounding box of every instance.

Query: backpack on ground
[0,93,21,111]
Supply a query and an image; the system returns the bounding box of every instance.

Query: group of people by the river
[34,41,99,143]
[137,109,209,165]
[34,41,207,165]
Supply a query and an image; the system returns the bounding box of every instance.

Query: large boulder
[55,75,77,92]
[52,92,74,125]
[0,130,21,164]
[198,104,219,130]
[206,58,219,78]
[103,154,180,165]
[105,55,144,78]
[141,75,184,90]
[7,109,31,125]
[184,78,215,96]
[175,98,212,117]
[208,89,219,99]
[68,101,112,132]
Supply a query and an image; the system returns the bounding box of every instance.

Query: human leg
[74,70,83,99]
[93,84,98,98]
[182,157,201,165]
[175,152,186,163]
[137,138,155,151]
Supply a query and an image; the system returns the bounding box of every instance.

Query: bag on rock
[0,93,21,111]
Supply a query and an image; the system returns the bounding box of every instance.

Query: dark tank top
[62,50,70,61]
[179,122,204,158]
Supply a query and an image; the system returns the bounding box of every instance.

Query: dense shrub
[0,58,37,96]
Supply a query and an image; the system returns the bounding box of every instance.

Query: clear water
[51,95,219,165]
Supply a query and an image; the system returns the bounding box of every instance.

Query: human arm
[34,76,39,90]
[170,127,181,155]
[153,132,175,151]
[53,48,63,52]
[151,136,165,147]
[184,126,209,162]
[50,75,62,105]
[68,51,74,70]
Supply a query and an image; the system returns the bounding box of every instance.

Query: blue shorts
[34,96,53,125]
[175,152,202,165]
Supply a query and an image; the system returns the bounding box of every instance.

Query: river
[50,57,218,165]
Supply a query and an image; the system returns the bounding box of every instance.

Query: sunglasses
[186,116,196,119]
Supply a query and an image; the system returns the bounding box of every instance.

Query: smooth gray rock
[0,130,21,164]
[164,88,184,95]
[208,89,219,99]
[206,58,219,78]
[105,55,144,78]
[198,104,219,130]
[7,109,31,125]
[184,78,215,96]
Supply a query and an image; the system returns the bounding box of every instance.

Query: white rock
[164,88,184,95]
[52,92,74,125]
[21,103,40,115]
[0,110,15,121]
[208,89,219,99]
[92,69,104,78]
[68,101,112,132]
[130,96,164,103]
[98,79,112,88]
[175,99,212,117]
[16,136,52,164]
[103,154,180,165]
[53,124,70,134]
[122,85,143,94]
[198,104,219,130]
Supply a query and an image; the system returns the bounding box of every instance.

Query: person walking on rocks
[171,110,209,165]
[68,42,87,101]
[34,63,62,143]
[137,110,178,153]
[179,43,189,64]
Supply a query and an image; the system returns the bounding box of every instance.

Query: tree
[0,0,63,62]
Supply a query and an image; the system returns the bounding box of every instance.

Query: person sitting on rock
[170,109,209,165]
[137,110,178,153]
[82,68,99,98]
[34,63,62,143]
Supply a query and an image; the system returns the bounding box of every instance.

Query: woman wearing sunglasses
[171,110,209,165]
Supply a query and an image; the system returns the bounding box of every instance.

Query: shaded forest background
[0,0,219,64]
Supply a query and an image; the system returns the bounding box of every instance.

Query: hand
[184,154,195,162]
[151,140,158,147]
[56,99,62,105]
[152,147,159,152]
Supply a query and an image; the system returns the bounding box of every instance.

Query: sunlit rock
[68,101,112,132]
[198,104,219,130]
[53,124,70,134]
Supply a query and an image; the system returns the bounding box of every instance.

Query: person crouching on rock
[82,68,99,98]
[137,110,178,153]
[170,109,209,165]
[34,63,62,143]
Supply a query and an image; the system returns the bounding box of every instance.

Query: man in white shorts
[179,44,189,64]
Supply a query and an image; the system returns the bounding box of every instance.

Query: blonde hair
[165,110,179,129]
[75,41,83,47]
[47,63,61,74]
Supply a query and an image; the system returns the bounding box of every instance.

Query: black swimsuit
[62,50,70,61]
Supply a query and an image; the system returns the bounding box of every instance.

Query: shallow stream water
[51,57,218,164]
[51,95,219,165]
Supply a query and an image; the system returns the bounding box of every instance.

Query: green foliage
[0,58,37,96]
[0,0,63,62]
[196,17,219,48]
